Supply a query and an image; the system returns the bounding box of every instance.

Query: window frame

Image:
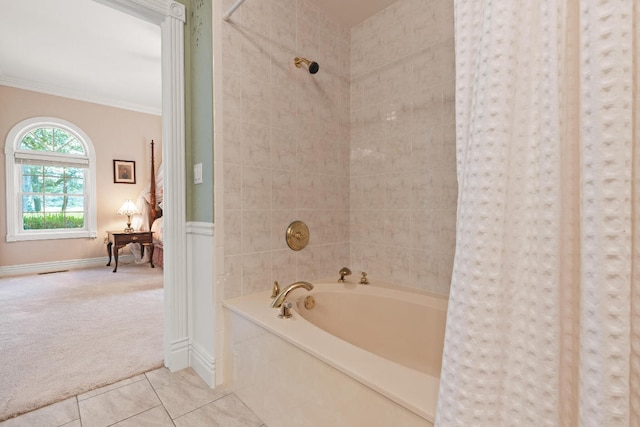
[4,117,97,242]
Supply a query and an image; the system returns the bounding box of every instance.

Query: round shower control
[286,220,310,251]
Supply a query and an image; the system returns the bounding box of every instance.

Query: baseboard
[0,255,134,278]
[190,341,216,388]
[166,337,190,372]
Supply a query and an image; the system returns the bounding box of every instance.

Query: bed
[151,215,164,268]
[131,140,164,268]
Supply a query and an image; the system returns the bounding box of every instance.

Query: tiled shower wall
[215,0,351,300]
[349,0,456,295]
[215,0,456,299]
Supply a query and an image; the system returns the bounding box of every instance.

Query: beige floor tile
[0,397,79,427]
[144,367,175,389]
[78,374,147,401]
[78,379,161,427]
[3,367,265,427]
[146,367,209,390]
[112,406,174,427]
[173,394,263,427]
[152,368,231,419]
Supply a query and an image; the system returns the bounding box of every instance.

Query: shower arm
[223,0,246,21]
[294,57,311,68]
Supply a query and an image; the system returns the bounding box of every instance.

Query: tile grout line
[75,396,82,427]
[104,403,167,427]
[77,375,148,403]
[144,373,177,426]
[79,375,163,427]
[165,386,236,423]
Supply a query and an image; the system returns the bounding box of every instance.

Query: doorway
[98,0,188,371]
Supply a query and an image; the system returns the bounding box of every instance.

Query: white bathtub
[223,281,447,426]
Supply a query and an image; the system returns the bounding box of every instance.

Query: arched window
[4,117,97,241]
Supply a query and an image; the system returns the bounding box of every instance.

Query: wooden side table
[106,231,154,273]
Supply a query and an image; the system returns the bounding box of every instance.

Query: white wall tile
[241,166,271,210]
[241,210,272,253]
[218,0,455,296]
[220,0,351,297]
[349,0,455,294]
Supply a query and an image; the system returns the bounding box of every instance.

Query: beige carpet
[0,265,164,421]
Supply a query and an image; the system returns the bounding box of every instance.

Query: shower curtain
[436,1,639,426]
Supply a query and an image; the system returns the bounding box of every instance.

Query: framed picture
[113,160,136,184]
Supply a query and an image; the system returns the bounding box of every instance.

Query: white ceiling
[0,0,162,115]
[0,0,397,115]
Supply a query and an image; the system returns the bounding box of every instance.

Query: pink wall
[0,85,162,267]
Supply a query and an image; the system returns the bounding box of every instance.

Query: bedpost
[150,139,157,225]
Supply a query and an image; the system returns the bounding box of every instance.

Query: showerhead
[294,57,319,74]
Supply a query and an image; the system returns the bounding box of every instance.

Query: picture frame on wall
[113,160,136,184]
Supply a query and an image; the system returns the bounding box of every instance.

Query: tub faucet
[270,281,314,308]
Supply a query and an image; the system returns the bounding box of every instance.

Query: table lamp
[117,199,139,232]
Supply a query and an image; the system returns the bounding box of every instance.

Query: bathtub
[223,281,447,426]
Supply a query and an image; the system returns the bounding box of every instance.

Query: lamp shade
[117,200,139,216]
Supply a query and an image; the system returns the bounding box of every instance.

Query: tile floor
[0,368,266,427]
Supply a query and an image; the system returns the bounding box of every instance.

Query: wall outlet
[194,163,203,184]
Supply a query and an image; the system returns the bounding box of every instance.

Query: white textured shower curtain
[436,1,639,426]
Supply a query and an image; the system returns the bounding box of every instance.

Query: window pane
[22,164,43,175]
[65,196,85,211]
[53,129,85,154]
[23,195,44,213]
[22,175,43,192]
[64,167,83,178]
[44,177,64,193]
[44,196,64,212]
[23,213,45,230]
[43,213,64,229]
[19,133,39,151]
[65,213,84,228]
[44,166,64,177]
[20,129,52,151]
[65,140,85,154]
[56,135,85,155]
[53,129,69,151]
[65,178,84,194]
[34,128,53,150]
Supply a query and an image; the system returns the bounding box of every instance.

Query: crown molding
[0,77,162,116]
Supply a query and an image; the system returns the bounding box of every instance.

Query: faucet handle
[278,301,293,319]
[271,281,280,298]
[338,267,352,283]
[359,272,369,285]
